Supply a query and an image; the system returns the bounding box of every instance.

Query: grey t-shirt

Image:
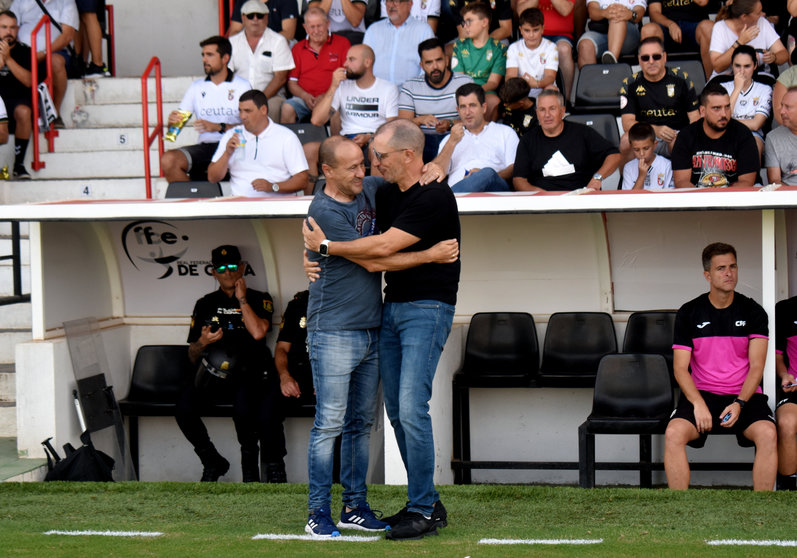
[398,73,474,134]
[306,178,382,331]
[764,126,797,186]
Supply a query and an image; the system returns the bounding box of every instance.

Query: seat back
[539,312,618,383]
[666,60,706,96]
[462,312,539,378]
[591,354,673,419]
[283,123,329,145]
[573,63,632,113]
[126,345,193,403]
[623,311,676,373]
[565,114,620,148]
[165,181,223,199]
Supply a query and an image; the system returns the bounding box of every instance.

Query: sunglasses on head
[639,53,663,62]
[215,264,240,273]
[245,12,266,20]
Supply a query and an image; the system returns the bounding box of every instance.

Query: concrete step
[0,404,16,438]
[0,237,29,266]
[0,303,30,330]
[1,177,149,204]
[48,127,200,152]
[65,101,181,129]
[26,150,159,180]
[0,331,30,362]
[0,267,30,297]
[0,438,48,481]
[72,76,198,106]
[0,364,14,402]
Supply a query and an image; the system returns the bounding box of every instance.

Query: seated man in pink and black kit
[664,242,777,491]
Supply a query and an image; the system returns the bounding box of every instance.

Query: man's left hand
[252,178,273,192]
[420,161,447,185]
[280,374,302,398]
[586,178,602,190]
[718,402,740,428]
[304,249,321,282]
[351,133,372,147]
[303,217,326,252]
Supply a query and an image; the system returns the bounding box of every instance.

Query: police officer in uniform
[179,244,287,482]
[275,290,315,408]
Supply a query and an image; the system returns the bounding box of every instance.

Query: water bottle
[234,127,246,160]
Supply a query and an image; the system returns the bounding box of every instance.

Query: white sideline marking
[252,533,380,542]
[43,530,163,537]
[479,538,604,545]
[707,539,797,547]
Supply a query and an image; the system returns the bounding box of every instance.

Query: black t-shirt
[648,0,712,23]
[276,290,314,399]
[500,101,537,137]
[0,42,37,101]
[776,296,797,357]
[670,118,761,187]
[187,288,274,375]
[231,0,299,34]
[620,68,698,130]
[512,121,619,191]
[439,0,512,43]
[375,180,461,305]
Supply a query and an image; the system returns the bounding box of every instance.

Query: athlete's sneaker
[601,50,618,64]
[305,508,340,538]
[337,503,390,531]
[12,165,30,180]
[384,500,447,529]
[385,511,437,540]
[85,62,111,78]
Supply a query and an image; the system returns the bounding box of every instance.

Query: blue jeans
[379,300,455,517]
[451,168,511,193]
[307,328,380,511]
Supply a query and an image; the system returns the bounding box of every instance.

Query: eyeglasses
[462,18,481,26]
[244,12,267,20]
[639,53,663,62]
[371,147,405,162]
[215,264,240,273]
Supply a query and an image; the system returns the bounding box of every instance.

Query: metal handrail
[105,4,116,76]
[218,0,234,35]
[0,222,30,307]
[141,57,163,199]
[30,15,58,171]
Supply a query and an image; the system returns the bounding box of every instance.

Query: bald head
[375,119,425,155]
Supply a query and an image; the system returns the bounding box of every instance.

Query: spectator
[274,290,316,408]
[229,0,294,123]
[182,244,287,483]
[363,0,434,86]
[379,0,440,32]
[427,83,518,192]
[452,0,513,42]
[160,36,251,184]
[641,0,714,79]
[576,0,645,67]
[0,9,37,179]
[313,0,367,45]
[665,242,776,491]
[75,0,109,77]
[709,0,787,78]
[11,0,78,126]
[506,8,559,99]
[281,6,350,124]
[769,60,796,126]
[310,44,399,177]
[619,37,699,159]
[775,295,797,491]
[498,77,538,137]
[398,37,473,161]
[715,44,772,158]
[0,95,9,145]
[765,86,797,186]
[451,2,506,120]
[227,0,299,42]
[671,81,760,188]
[513,89,620,191]
[208,89,309,197]
[515,0,577,101]
[621,121,673,189]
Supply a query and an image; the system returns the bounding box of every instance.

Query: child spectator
[498,77,538,136]
[622,122,673,189]
[506,8,559,99]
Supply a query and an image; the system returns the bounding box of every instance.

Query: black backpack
[42,432,115,482]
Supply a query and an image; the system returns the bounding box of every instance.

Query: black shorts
[777,393,797,410]
[178,142,219,181]
[671,390,774,449]
[3,95,31,135]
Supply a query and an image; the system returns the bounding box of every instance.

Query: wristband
[734,397,746,408]
[239,298,247,306]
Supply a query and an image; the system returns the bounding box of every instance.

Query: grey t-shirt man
[306,178,383,331]
[398,73,474,135]
[764,126,797,186]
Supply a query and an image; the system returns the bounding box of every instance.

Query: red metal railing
[30,15,58,171]
[218,0,234,35]
[105,4,116,76]
[141,57,164,199]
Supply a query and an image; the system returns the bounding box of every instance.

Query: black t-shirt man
[276,290,314,403]
[512,120,619,191]
[647,0,712,23]
[620,67,699,131]
[670,118,761,187]
[0,41,36,104]
[375,180,461,306]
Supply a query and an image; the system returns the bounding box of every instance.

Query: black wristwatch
[219,122,227,133]
[734,397,747,408]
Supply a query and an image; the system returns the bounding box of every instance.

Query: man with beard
[671,81,760,189]
[160,36,251,184]
[309,44,398,175]
[398,38,473,162]
[0,10,36,179]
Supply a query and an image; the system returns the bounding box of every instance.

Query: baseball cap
[241,0,268,15]
[211,245,242,267]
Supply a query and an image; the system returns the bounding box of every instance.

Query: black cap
[211,245,242,267]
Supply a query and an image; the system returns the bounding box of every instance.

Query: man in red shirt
[280,6,350,123]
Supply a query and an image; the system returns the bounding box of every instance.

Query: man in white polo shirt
[161,36,252,184]
[229,0,295,122]
[208,89,309,197]
[426,83,518,193]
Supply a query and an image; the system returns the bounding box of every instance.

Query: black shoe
[385,511,438,540]
[52,116,65,129]
[777,473,797,491]
[85,62,111,78]
[242,466,260,483]
[264,461,287,483]
[384,500,447,528]
[12,165,30,180]
[196,446,230,482]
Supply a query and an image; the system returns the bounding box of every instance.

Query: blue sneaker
[305,508,340,537]
[337,503,390,532]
